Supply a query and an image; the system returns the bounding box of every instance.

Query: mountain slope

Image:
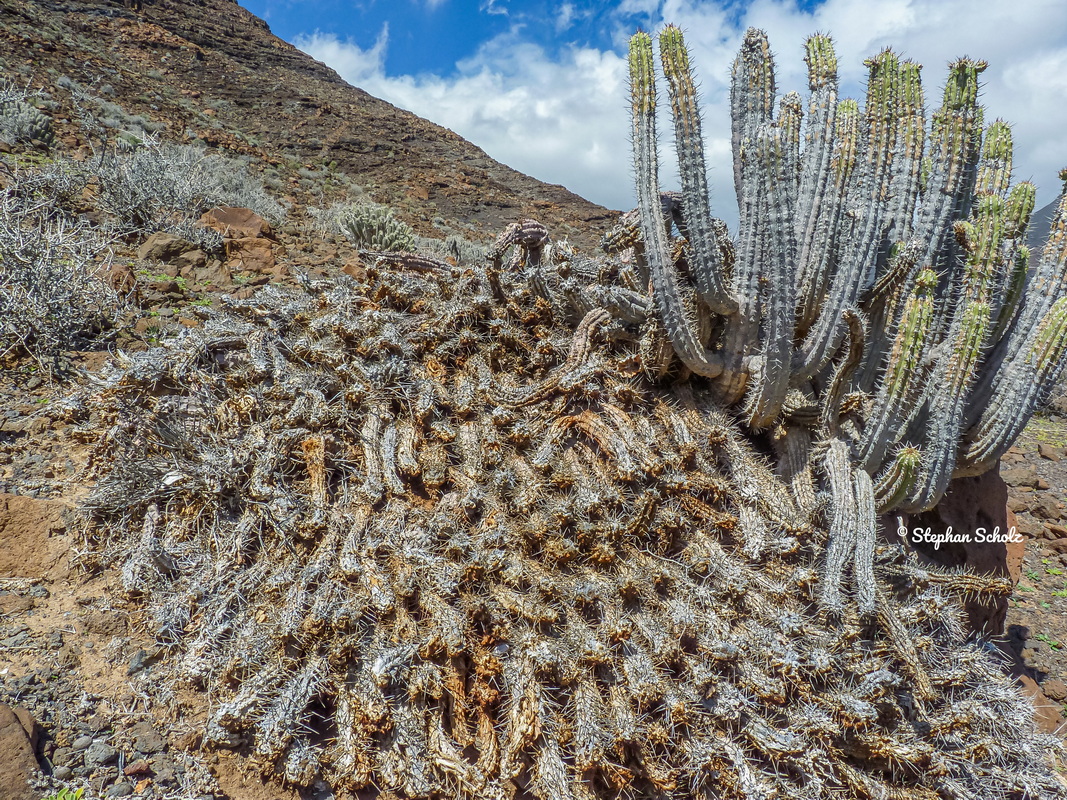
[0,0,616,248]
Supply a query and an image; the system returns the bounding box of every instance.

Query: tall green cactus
[622,24,1067,609]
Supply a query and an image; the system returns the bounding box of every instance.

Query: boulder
[171,248,207,272]
[225,237,282,277]
[1017,675,1067,735]
[137,232,197,263]
[199,206,274,240]
[0,705,39,800]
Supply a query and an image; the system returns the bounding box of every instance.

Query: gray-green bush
[94,134,286,249]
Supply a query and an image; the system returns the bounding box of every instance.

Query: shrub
[0,183,119,363]
[94,134,286,249]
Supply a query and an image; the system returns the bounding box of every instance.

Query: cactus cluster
[0,90,55,147]
[626,26,1067,612]
[337,201,418,252]
[76,26,1067,800]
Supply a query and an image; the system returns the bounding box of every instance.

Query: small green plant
[43,788,85,800]
[1047,567,1064,576]
[1026,569,1041,582]
[1034,632,1063,649]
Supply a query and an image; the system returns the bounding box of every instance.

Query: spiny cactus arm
[731,28,775,212]
[873,446,922,513]
[819,438,858,612]
[743,124,799,428]
[852,470,877,614]
[989,242,1031,346]
[796,97,859,334]
[778,91,803,199]
[983,181,1037,330]
[903,300,991,511]
[714,31,782,402]
[910,58,987,274]
[773,424,818,515]
[964,179,1053,425]
[629,31,723,379]
[975,119,1013,197]
[794,51,909,381]
[856,241,923,390]
[659,25,737,316]
[883,60,925,242]
[958,296,1067,476]
[817,308,864,438]
[858,268,936,472]
[793,35,839,310]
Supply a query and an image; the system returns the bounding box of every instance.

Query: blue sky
[240,0,1067,225]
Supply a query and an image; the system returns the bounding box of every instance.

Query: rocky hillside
[0,0,615,248]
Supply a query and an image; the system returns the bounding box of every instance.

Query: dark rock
[83,740,118,768]
[171,248,207,271]
[224,236,278,276]
[1047,537,1067,554]
[0,704,39,800]
[151,753,180,787]
[1008,496,1031,513]
[72,734,93,751]
[1018,675,1067,735]
[1030,495,1063,520]
[1001,468,1039,488]
[199,206,273,240]
[1037,443,1063,461]
[1036,477,1051,490]
[138,232,196,263]
[52,746,78,766]
[105,782,134,798]
[53,765,73,780]
[130,721,165,754]
[123,758,151,776]
[1043,678,1067,701]
[13,707,40,752]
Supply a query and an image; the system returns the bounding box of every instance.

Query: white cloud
[556,3,576,33]
[296,25,388,86]
[296,0,1067,229]
[481,0,509,16]
[297,27,632,211]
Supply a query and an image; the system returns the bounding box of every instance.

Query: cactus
[0,92,55,147]
[77,23,1067,800]
[337,201,417,252]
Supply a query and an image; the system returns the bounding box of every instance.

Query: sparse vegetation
[0,82,55,147]
[94,134,285,249]
[0,171,118,364]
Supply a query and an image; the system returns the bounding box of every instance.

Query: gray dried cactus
[78,25,1067,800]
